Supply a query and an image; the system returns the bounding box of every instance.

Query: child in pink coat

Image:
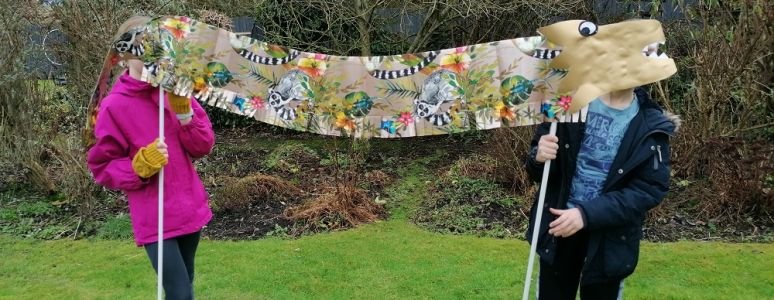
[87,55,214,299]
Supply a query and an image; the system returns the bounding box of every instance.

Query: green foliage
[265,224,290,238]
[0,190,75,239]
[96,214,133,240]
[320,154,352,168]
[15,201,56,218]
[203,105,261,129]
[0,0,770,244]
[264,142,320,173]
[414,176,526,238]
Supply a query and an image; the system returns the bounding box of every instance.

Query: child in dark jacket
[525,87,678,299]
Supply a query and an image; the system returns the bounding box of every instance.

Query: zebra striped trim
[426,112,452,126]
[238,49,300,65]
[143,62,159,77]
[369,51,440,79]
[532,48,562,60]
[274,106,298,121]
[130,45,144,57]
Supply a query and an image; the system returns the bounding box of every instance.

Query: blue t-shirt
[568,96,639,207]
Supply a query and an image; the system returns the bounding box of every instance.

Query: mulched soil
[645,209,773,242]
[201,127,773,242]
[201,127,486,240]
[204,196,299,240]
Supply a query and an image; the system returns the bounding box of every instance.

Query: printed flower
[397,112,413,126]
[298,55,327,77]
[440,47,471,73]
[231,97,246,112]
[496,102,516,121]
[541,94,572,120]
[162,17,191,40]
[249,96,265,110]
[557,95,572,111]
[193,77,207,91]
[541,103,556,119]
[381,120,397,134]
[110,54,120,66]
[335,112,357,131]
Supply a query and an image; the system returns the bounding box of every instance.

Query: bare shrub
[284,184,384,234]
[688,138,773,222]
[651,1,773,227]
[444,154,499,181]
[486,127,538,196]
[1,81,56,194]
[254,0,588,56]
[362,170,392,190]
[264,143,321,173]
[195,9,233,31]
[213,174,304,213]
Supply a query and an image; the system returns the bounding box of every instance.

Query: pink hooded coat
[87,72,214,246]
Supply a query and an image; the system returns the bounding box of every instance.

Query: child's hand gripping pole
[522,94,569,299]
[522,121,557,300]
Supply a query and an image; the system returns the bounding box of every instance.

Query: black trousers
[144,231,201,300]
[538,230,623,300]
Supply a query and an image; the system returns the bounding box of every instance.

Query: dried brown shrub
[683,138,773,222]
[264,143,321,173]
[195,9,233,31]
[647,0,773,227]
[213,173,304,212]
[362,170,392,190]
[443,154,499,181]
[284,184,384,234]
[486,127,538,197]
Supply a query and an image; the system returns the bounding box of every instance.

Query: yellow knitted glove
[168,92,192,119]
[131,140,168,179]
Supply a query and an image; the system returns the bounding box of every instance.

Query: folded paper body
[86,16,675,142]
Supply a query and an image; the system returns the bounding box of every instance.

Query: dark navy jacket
[525,88,676,284]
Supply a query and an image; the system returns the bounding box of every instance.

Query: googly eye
[578,21,598,37]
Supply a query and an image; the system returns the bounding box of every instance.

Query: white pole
[157,87,165,300]
[522,121,557,300]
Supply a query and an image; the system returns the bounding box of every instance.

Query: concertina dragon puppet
[84,16,676,146]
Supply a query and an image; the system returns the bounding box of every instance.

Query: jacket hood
[635,87,681,135]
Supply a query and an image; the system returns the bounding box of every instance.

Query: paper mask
[537,19,677,112]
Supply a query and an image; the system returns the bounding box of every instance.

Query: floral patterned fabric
[88,16,586,143]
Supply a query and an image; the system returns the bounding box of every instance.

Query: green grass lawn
[1,219,772,300]
[2,137,771,299]
[2,153,773,299]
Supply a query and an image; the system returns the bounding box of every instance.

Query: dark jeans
[144,231,201,300]
[538,230,623,300]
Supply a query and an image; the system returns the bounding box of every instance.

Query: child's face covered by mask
[538,19,677,113]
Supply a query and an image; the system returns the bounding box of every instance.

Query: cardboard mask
[538,19,677,112]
